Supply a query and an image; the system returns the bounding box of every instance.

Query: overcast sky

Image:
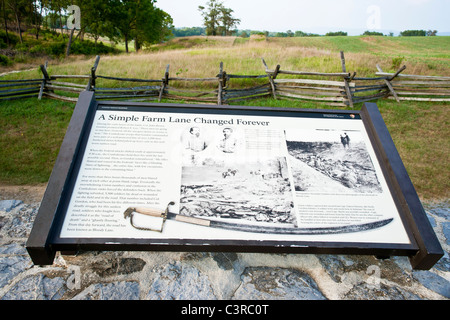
[156,0,450,35]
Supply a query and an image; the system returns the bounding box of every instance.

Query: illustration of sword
[123,202,393,235]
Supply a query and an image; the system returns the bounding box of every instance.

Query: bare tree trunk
[33,0,42,39]
[74,27,85,41]
[134,37,141,52]
[14,10,23,43]
[59,8,64,38]
[2,0,10,45]
[66,27,75,57]
[124,34,129,53]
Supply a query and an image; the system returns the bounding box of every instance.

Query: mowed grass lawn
[0,35,449,201]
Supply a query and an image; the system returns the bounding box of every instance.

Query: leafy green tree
[105,0,172,53]
[400,30,426,36]
[198,0,222,36]
[294,30,319,37]
[0,0,173,54]
[5,0,29,43]
[46,0,70,36]
[133,5,173,49]
[30,0,44,39]
[1,0,11,45]
[362,30,384,36]
[73,0,109,43]
[218,6,239,36]
[199,0,240,36]
[325,31,347,36]
[1,0,46,41]
[172,27,205,37]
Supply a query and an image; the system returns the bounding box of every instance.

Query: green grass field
[1,35,449,200]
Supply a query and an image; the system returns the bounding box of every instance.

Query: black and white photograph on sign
[285,129,382,194]
[181,126,246,167]
[180,124,295,224]
[181,126,213,166]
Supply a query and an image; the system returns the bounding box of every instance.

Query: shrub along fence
[1,53,449,107]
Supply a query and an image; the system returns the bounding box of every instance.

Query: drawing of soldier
[184,126,208,166]
[186,127,207,152]
[217,127,237,153]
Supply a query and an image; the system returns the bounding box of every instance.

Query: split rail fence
[1,52,449,107]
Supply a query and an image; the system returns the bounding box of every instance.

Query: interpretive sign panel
[26,91,443,269]
[60,102,408,244]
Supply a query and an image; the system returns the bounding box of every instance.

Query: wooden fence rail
[1,53,449,106]
[375,65,450,102]
[262,55,352,107]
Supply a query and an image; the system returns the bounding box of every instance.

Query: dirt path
[0,183,47,203]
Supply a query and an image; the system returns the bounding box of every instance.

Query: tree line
[400,30,438,36]
[170,28,440,39]
[0,0,173,52]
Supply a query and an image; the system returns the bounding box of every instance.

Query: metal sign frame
[26,91,443,270]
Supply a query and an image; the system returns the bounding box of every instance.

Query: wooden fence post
[86,55,100,91]
[91,55,100,89]
[376,64,405,103]
[273,64,281,80]
[38,62,51,100]
[221,64,228,103]
[261,58,278,99]
[218,62,224,105]
[159,64,169,102]
[340,51,354,108]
